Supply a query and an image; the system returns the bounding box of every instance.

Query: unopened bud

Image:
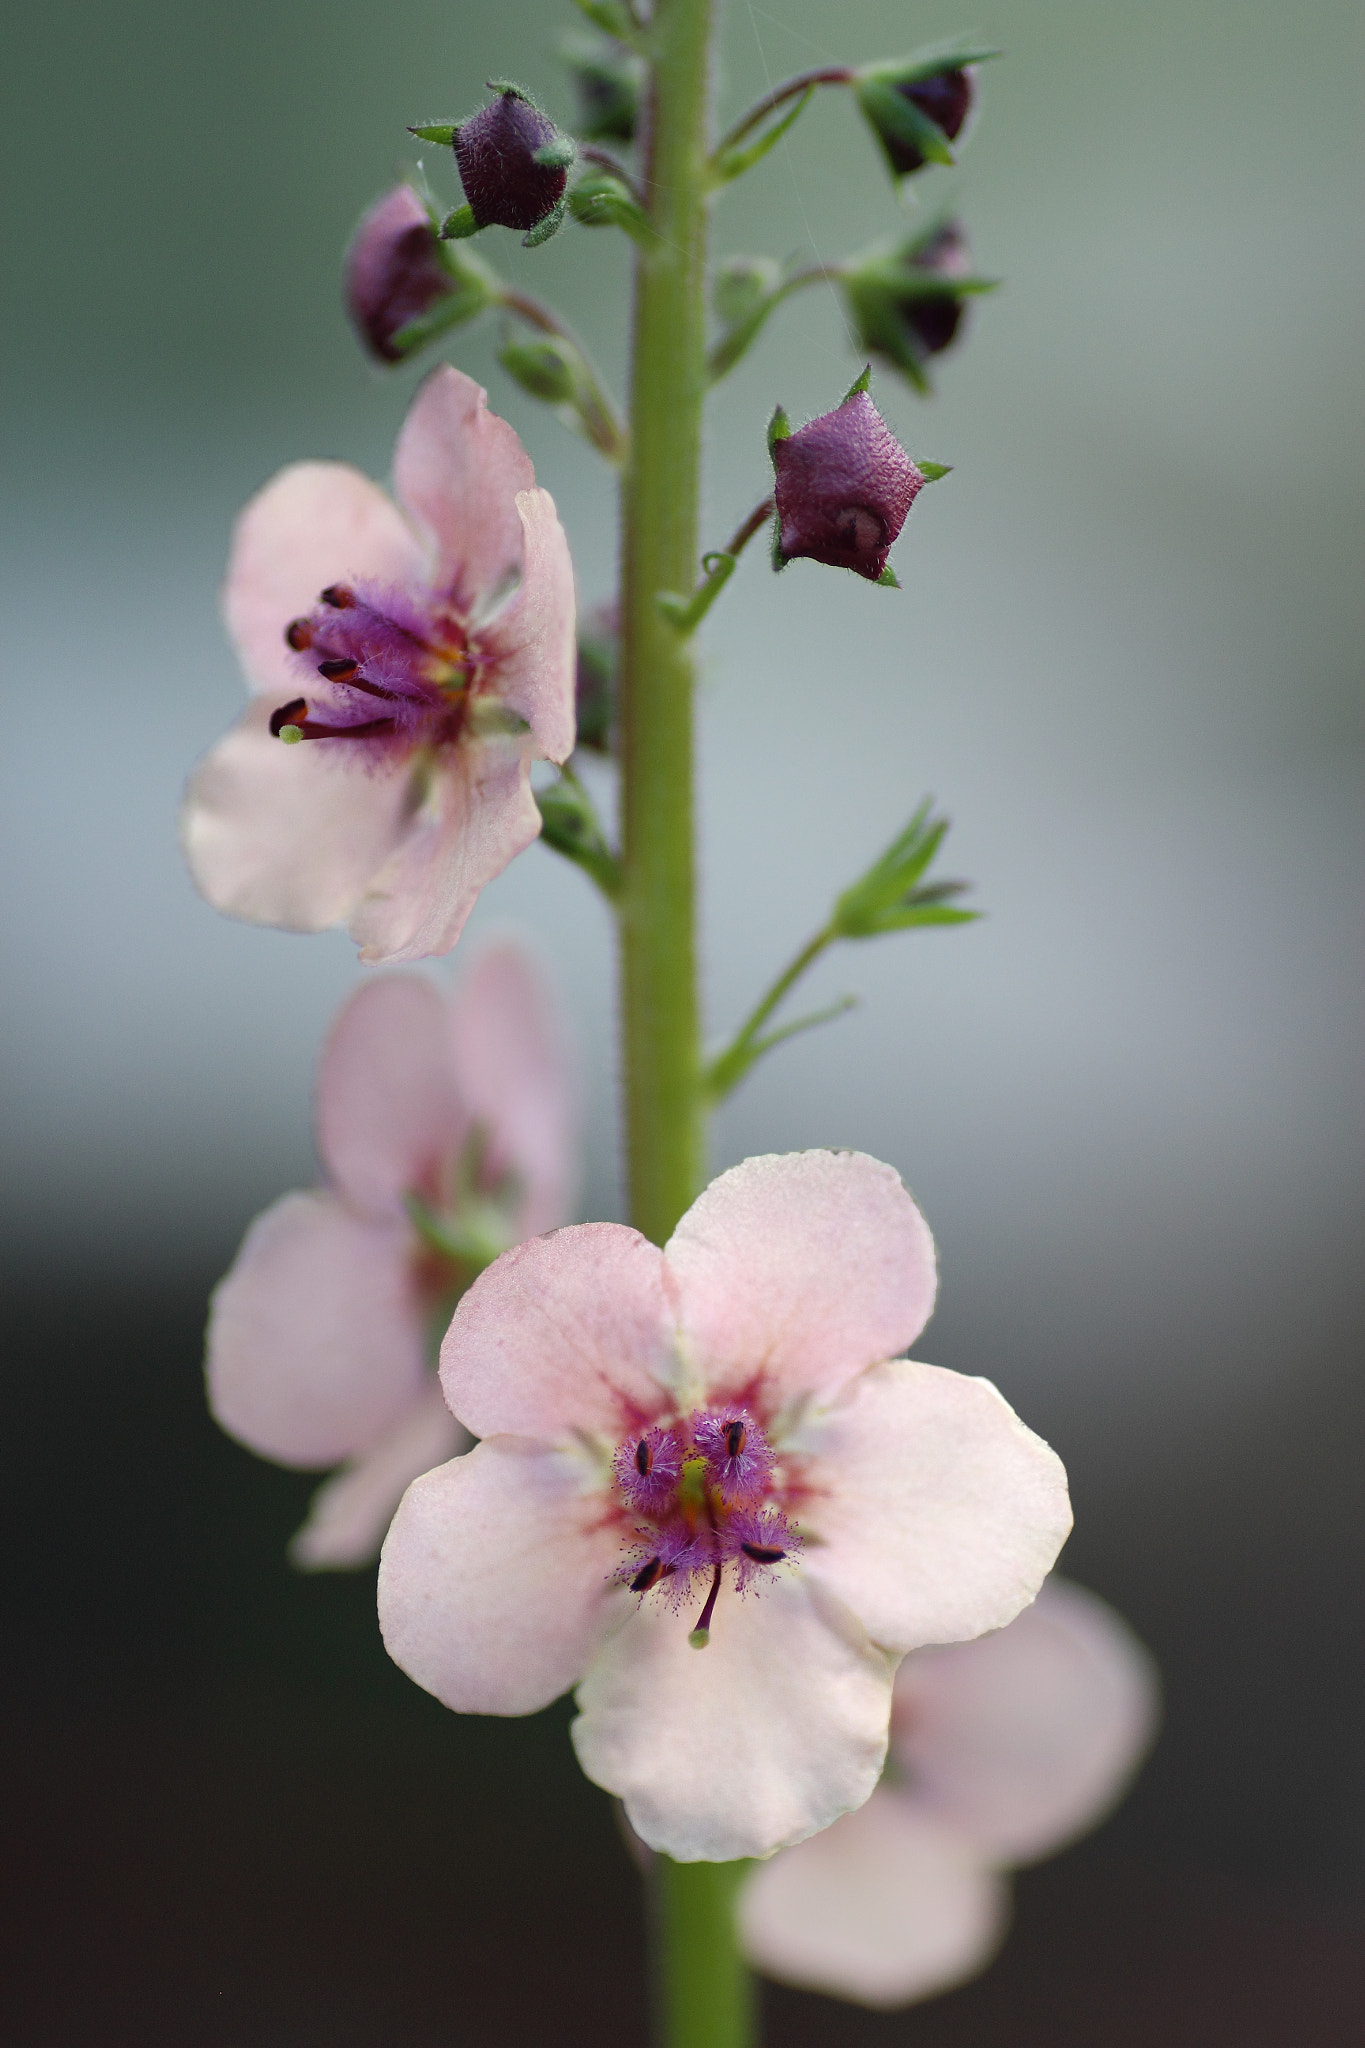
[856,41,996,179]
[771,379,924,583]
[560,33,643,143]
[575,605,617,753]
[344,187,462,363]
[843,220,995,390]
[454,85,572,237]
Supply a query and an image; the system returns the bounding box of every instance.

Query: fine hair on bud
[454,85,570,232]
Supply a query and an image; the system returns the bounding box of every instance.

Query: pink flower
[377,1150,1072,1861]
[206,942,576,1569]
[738,1577,1159,2007]
[181,366,575,963]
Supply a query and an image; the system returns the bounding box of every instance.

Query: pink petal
[892,1577,1159,1864]
[475,489,577,763]
[666,1151,937,1407]
[206,1190,426,1466]
[570,1576,895,1862]
[794,1359,1072,1655]
[377,1435,622,1713]
[447,941,577,1236]
[738,1794,1007,2009]
[439,1224,677,1438]
[392,365,535,617]
[289,1379,468,1572]
[317,974,467,1219]
[180,698,418,933]
[344,739,542,964]
[223,459,423,704]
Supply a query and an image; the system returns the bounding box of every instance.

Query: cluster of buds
[843,220,998,392]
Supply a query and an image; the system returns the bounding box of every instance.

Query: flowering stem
[619,1,756,2041]
[654,1857,756,2048]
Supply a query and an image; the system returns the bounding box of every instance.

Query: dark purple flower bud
[842,220,995,392]
[883,67,973,176]
[344,187,460,363]
[454,85,570,233]
[898,220,971,356]
[771,387,925,582]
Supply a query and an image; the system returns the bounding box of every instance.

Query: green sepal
[831,801,978,938]
[537,774,623,900]
[876,563,900,588]
[533,135,578,169]
[440,204,480,241]
[855,77,956,170]
[571,0,637,39]
[567,172,653,245]
[767,404,791,457]
[858,38,1002,89]
[915,460,952,482]
[522,199,567,248]
[486,78,535,102]
[712,84,814,183]
[841,364,873,402]
[408,122,458,145]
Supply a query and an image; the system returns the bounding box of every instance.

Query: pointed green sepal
[876,563,900,588]
[841,364,873,402]
[712,84,815,183]
[567,173,653,245]
[855,77,957,170]
[915,460,951,482]
[440,204,480,241]
[858,38,1003,89]
[533,135,578,170]
[408,122,458,145]
[767,405,791,457]
[521,198,567,248]
[831,801,979,938]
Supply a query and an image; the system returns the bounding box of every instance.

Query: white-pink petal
[180,699,418,934]
[223,459,422,704]
[571,1576,895,1862]
[476,489,577,762]
[377,1436,622,1714]
[206,1190,426,1467]
[440,1224,678,1439]
[893,1577,1159,1864]
[448,941,577,1236]
[738,1793,1007,2009]
[794,1359,1072,1655]
[666,1152,937,1407]
[345,740,542,964]
[392,366,535,616]
[317,973,467,1219]
[290,1378,468,1571]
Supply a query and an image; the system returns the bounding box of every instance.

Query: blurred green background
[2,0,1363,2039]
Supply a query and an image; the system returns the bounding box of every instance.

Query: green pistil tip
[279,724,304,744]
[688,1627,711,1649]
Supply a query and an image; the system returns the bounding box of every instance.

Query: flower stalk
[617,0,755,2037]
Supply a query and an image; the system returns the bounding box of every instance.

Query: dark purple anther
[455,87,569,233]
[772,388,925,582]
[344,186,459,365]
[694,1408,774,1506]
[613,1423,684,1518]
[886,67,974,176]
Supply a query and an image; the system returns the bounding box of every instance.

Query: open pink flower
[181,366,575,962]
[377,1150,1072,1861]
[207,942,575,1568]
[738,1577,1159,2007]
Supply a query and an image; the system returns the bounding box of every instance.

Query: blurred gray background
[2,0,1363,2040]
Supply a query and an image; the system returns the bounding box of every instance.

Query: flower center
[270,581,471,751]
[611,1408,799,1647]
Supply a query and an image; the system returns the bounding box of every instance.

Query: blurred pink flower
[181,365,575,963]
[377,1149,1072,1862]
[738,1577,1159,2007]
[207,943,576,1569]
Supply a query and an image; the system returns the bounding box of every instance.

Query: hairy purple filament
[612,1408,799,1642]
[269,579,473,757]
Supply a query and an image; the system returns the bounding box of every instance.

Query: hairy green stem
[618,2,755,2042]
[705,926,834,1098]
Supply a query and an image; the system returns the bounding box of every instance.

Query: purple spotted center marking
[270,580,475,757]
[611,1409,800,1645]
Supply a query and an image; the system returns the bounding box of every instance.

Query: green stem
[618,4,755,2042]
[657,495,774,635]
[655,1859,756,2048]
[714,65,854,154]
[708,925,835,1096]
